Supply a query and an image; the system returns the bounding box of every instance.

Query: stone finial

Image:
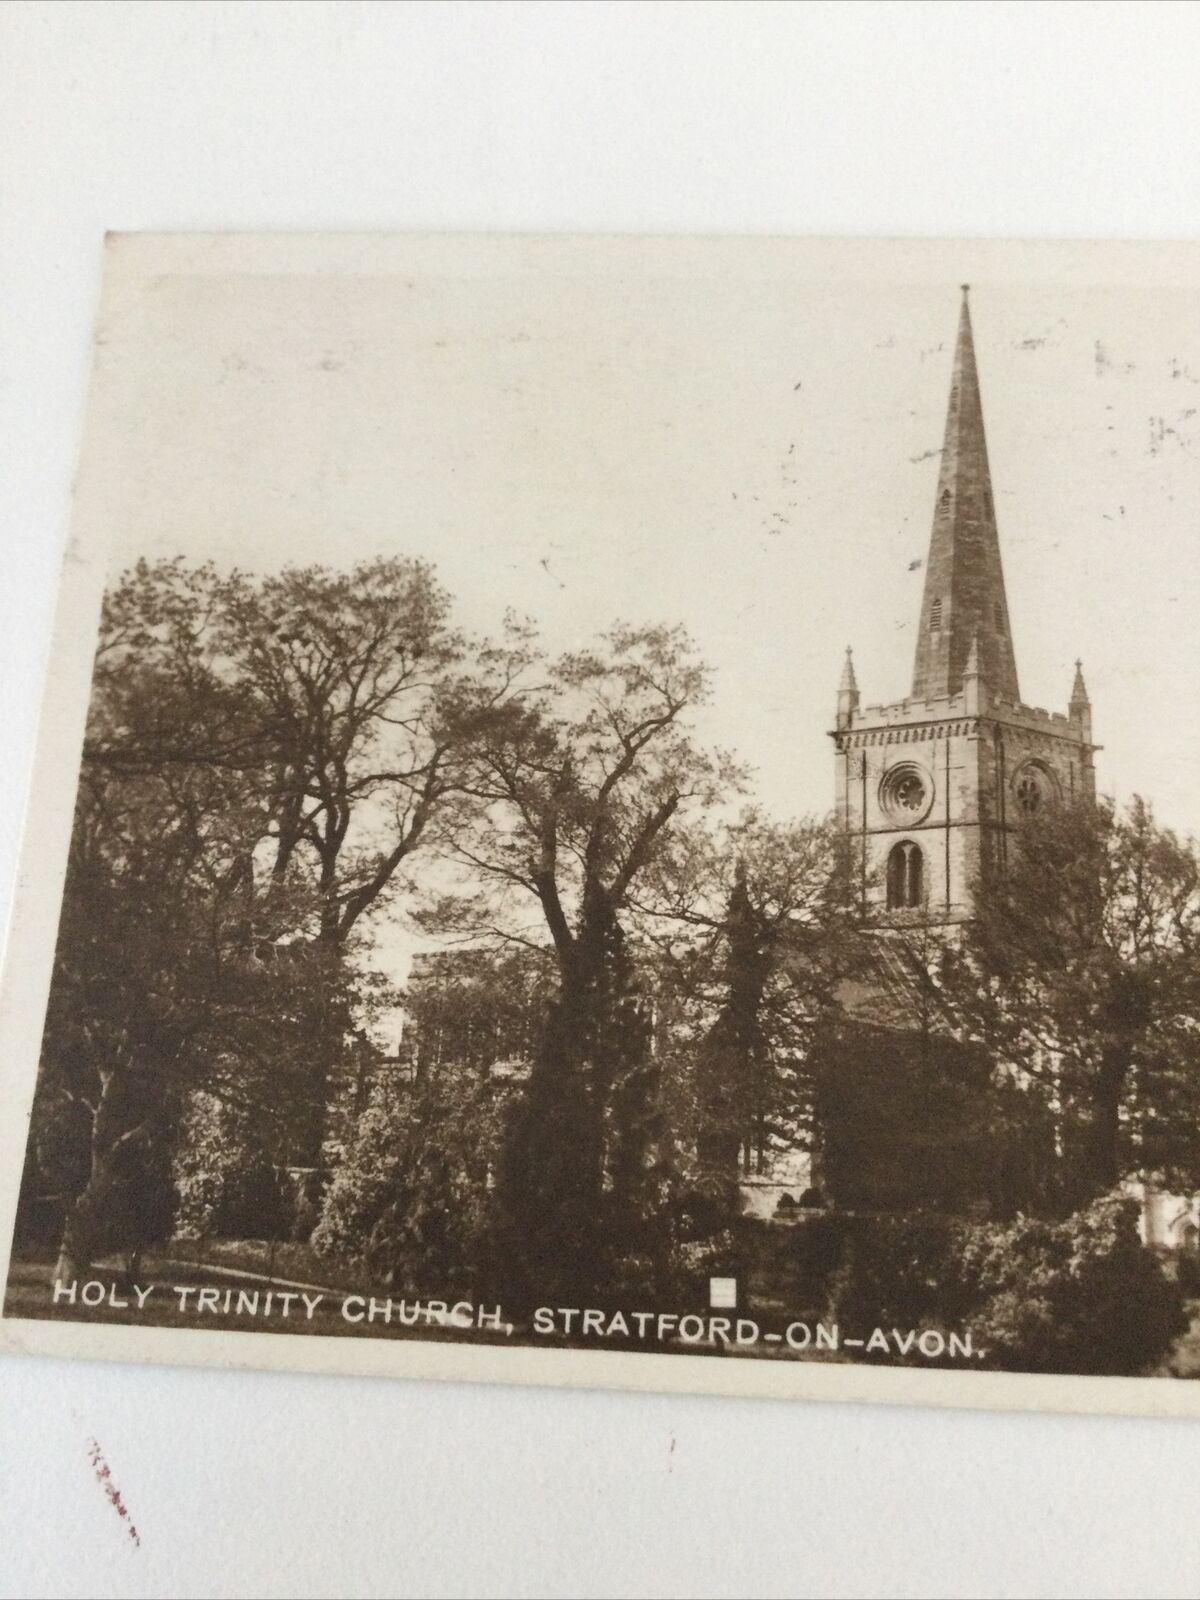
[836,646,860,729]
[839,645,858,693]
[1069,658,1092,742]
[1070,658,1090,707]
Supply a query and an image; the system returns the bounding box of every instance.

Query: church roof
[780,931,959,1038]
[911,288,1021,704]
[831,935,959,1038]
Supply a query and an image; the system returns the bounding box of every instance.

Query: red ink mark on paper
[87,1438,140,1547]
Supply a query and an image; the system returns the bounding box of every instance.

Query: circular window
[1012,761,1057,818]
[879,762,934,824]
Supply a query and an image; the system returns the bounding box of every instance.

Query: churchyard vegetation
[11,555,1200,1377]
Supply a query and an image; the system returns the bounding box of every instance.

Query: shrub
[958,1192,1188,1376]
[824,1214,972,1338]
[316,1068,505,1294]
[672,1180,736,1243]
[674,1228,739,1291]
[311,1091,404,1261]
[791,1211,853,1320]
[173,1093,291,1241]
[1175,1248,1200,1299]
[799,1193,1187,1377]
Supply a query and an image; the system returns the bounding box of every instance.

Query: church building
[743,286,1102,1220]
[832,286,1096,923]
[813,295,1197,1251]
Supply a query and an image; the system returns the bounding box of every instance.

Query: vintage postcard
[2,233,1199,1418]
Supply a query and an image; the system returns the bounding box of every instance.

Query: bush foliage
[174,1093,292,1242]
[314,1067,507,1293]
[957,1193,1188,1375]
[788,1191,1186,1376]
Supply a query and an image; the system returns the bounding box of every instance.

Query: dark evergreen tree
[491,896,668,1306]
[602,932,670,1297]
[693,862,769,1206]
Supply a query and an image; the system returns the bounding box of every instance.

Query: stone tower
[831,287,1097,923]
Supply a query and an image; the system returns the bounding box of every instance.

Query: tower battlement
[853,695,971,725]
[844,697,1082,735]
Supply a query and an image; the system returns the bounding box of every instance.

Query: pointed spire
[836,645,860,728]
[911,287,1021,704]
[1069,657,1092,743]
[839,645,858,693]
[1070,658,1090,707]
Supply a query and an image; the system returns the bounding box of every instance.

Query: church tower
[831,287,1097,923]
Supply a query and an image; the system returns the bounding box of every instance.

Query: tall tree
[638,812,860,1215]
[93,556,495,1167]
[957,795,1200,1204]
[427,622,740,1297]
[214,558,475,1161]
[29,656,304,1282]
[21,552,493,1277]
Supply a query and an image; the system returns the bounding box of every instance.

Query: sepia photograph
[2,231,1199,1415]
[8,7,1200,1599]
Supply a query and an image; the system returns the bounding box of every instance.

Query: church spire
[911,286,1021,704]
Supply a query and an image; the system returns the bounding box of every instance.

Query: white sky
[83,235,1200,837]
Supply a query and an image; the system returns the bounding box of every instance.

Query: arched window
[886,841,924,909]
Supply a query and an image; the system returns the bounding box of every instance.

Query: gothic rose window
[892,772,925,812]
[879,762,932,824]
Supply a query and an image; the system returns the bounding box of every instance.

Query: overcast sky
[81,234,1200,837]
